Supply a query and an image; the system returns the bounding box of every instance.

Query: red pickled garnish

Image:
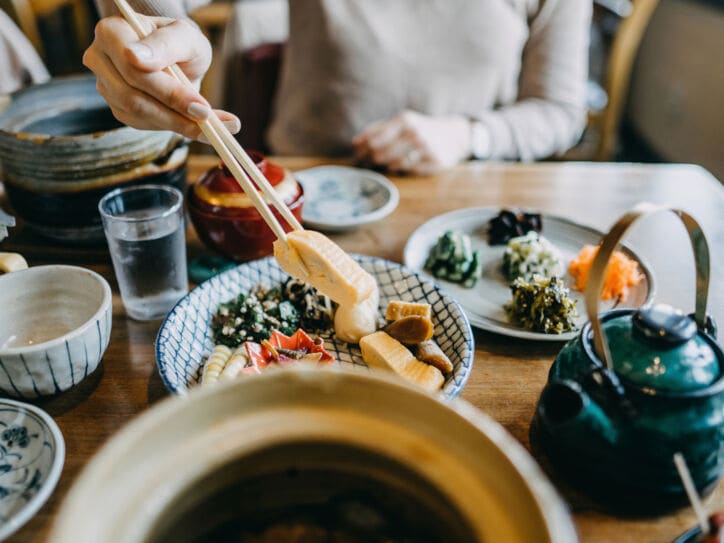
[269,329,335,362]
[244,341,272,370]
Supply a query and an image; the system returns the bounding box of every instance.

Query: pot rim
[0,265,112,356]
[48,368,577,543]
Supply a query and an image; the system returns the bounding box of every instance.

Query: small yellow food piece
[201,344,232,385]
[413,340,453,375]
[219,347,248,382]
[334,288,380,344]
[359,332,444,392]
[385,300,432,322]
[384,315,434,344]
[274,230,376,306]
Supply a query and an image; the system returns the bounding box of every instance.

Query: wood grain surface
[3,156,723,542]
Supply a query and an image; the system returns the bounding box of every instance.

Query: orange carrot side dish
[568,245,643,302]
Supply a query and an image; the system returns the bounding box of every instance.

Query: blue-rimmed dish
[156,255,474,398]
[294,166,399,231]
[0,399,64,541]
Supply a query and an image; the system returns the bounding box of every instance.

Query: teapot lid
[601,305,721,393]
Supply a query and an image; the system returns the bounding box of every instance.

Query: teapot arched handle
[586,203,711,370]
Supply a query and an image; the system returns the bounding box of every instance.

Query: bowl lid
[602,307,721,392]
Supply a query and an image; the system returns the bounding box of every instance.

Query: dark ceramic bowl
[188,154,304,262]
[0,75,187,243]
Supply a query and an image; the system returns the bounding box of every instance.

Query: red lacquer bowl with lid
[188,152,304,262]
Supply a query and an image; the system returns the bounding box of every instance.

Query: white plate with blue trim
[295,166,399,231]
[0,399,64,541]
[404,207,654,342]
[156,255,474,398]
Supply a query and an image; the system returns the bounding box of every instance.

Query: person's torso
[268,0,537,155]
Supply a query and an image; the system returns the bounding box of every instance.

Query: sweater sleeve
[477,0,591,161]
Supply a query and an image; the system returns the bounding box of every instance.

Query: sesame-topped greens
[211,280,334,348]
[505,275,578,334]
[212,285,299,346]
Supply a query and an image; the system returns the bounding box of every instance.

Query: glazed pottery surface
[533,206,723,510]
[0,265,112,397]
[0,399,64,541]
[156,255,474,398]
[294,165,399,231]
[48,369,577,543]
[188,155,303,261]
[0,75,187,242]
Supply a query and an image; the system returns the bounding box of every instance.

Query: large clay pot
[49,368,577,543]
[0,75,187,243]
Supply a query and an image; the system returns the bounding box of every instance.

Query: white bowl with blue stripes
[156,255,474,398]
[0,265,112,398]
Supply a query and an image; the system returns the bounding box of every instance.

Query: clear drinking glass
[99,184,188,321]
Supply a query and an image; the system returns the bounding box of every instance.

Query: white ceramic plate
[156,255,474,398]
[0,399,64,540]
[295,166,399,231]
[404,207,654,341]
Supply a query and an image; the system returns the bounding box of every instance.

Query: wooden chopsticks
[112,0,303,243]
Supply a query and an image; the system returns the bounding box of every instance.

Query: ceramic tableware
[188,153,304,262]
[48,368,576,543]
[0,265,112,397]
[404,207,654,341]
[156,255,474,398]
[0,75,187,243]
[533,204,723,511]
[0,398,65,541]
[294,165,399,231]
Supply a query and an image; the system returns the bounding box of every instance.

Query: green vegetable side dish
[505,276,578,334]
[425,230,482,288]
[211,279,334,347]
[502,231,564,282]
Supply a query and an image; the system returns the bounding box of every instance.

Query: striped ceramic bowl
[0,265,112,397]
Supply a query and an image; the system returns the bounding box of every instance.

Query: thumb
[125,19,211,79]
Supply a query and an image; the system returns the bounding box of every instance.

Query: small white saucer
[295,166,399,231]
[0,399,64,540]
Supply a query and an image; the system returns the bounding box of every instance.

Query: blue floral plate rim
[0,398,65,541]
[155,255,474,398]
[294,166,400,231]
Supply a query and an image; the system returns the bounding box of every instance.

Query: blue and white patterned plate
[295,166,400,231]
[156,256,474,398]
[0,399,64,541]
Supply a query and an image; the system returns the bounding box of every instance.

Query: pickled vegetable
[505,276,578,334]
[487,209,542,245]
[425,230,482,288]
[502,232,564,282]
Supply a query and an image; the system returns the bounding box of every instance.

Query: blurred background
[1,0,722,181]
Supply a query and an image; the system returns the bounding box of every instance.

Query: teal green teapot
[533,204,723,511]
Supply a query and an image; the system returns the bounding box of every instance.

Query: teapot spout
[536,379,618,448]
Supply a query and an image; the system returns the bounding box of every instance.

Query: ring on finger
[406,148,423,165]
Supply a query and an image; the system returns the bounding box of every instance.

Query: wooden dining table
[3,155,724,542]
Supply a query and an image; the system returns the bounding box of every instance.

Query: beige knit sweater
[268,0,591,160]
[95,0,590,161]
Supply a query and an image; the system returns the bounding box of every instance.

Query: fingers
[90,50,201,139]
[84,15,240,139]
[92,17,208,117]
[125,19,212,80]
[352,115,405,162]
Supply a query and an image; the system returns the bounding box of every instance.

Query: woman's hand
[83,15,240,141]
[352,111,472,175]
